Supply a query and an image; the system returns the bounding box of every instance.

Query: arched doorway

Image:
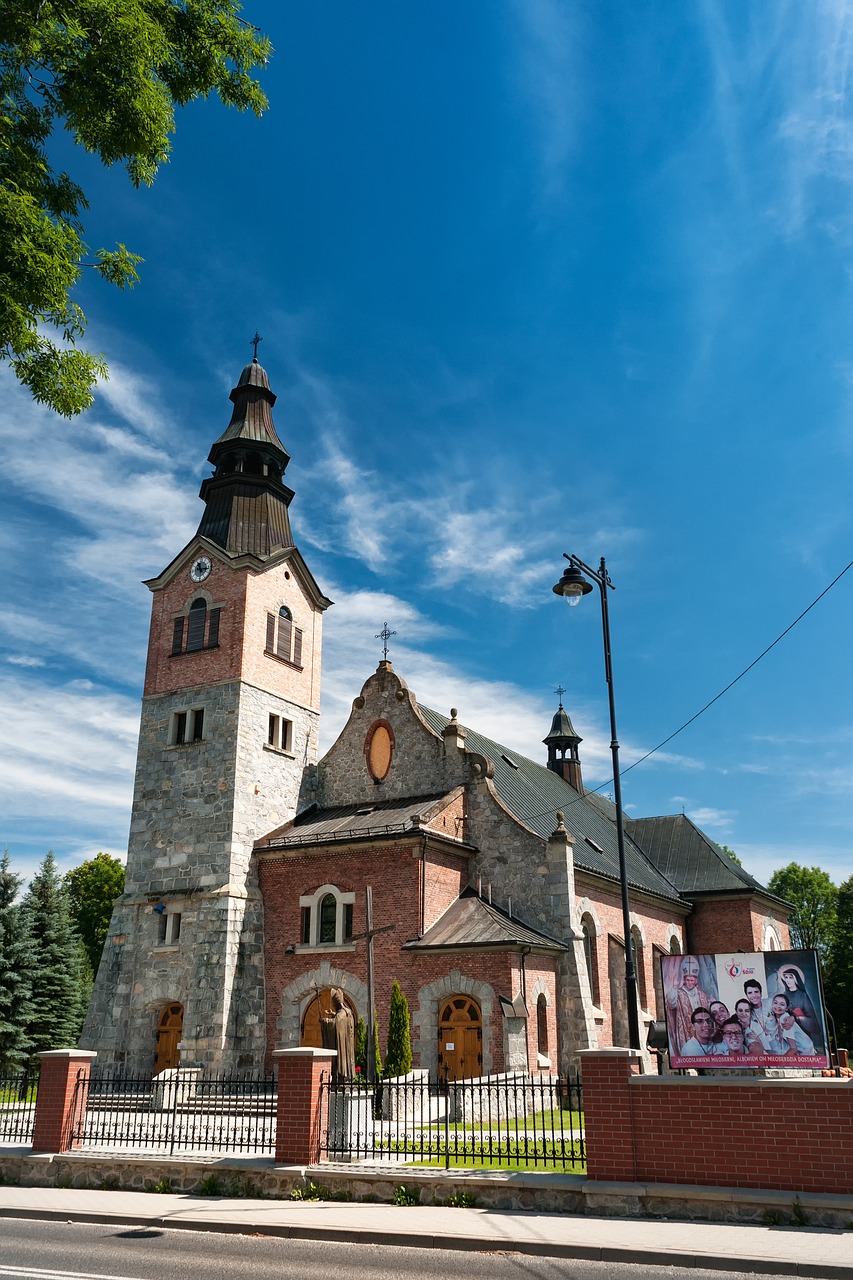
[438,995,482,1080]
[301,989,358,1049]
[153,1002,183,1074]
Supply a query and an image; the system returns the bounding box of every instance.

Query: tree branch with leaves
[0,0,270,414]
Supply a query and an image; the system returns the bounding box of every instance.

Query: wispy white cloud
[5,655,45,667]
[508,0,584,202]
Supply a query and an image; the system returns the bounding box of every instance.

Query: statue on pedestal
[321,988,356,1081]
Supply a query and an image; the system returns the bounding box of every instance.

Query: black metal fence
[71,1067,276,1157]
[318,1070,585,1170]
[0,1069,38,1145]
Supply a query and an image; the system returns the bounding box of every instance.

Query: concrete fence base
[1,1150,852,1228]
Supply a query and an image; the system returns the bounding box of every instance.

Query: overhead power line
[621,555,853,778]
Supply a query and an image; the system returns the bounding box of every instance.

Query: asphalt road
[0,1218,795,1280]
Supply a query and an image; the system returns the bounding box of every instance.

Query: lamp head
[552,563,594,606]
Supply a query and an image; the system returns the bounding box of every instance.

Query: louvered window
[172,600,221,655]
[186,599,207,652]
[265,606,304,667]
[276,609,292,660]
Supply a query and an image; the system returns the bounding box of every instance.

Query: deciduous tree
[64,851,125,976]
[824,874,853,1051]
[1,1,270,414]
[767,862,838,959]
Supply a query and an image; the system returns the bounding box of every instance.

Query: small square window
[157,911,181,946]
[267,714,293,753]
[170,708,204,746]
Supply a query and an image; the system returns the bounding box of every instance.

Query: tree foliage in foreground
[767,862,838,959]
[64,851,125,975]
[0,1,270,414]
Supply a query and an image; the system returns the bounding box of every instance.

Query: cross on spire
[250,330,263,361]
[554,684,566,705]
[375,622,396,660]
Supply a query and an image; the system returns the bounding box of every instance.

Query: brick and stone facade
[81,354,790,1080]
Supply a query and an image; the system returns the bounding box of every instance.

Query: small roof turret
[543,696,584,792]
[543,703,581,748]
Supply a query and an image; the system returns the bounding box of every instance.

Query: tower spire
[197,355,295,557]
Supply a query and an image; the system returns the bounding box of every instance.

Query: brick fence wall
[581,1049,853,1194]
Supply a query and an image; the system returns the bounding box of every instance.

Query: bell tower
[82,354,332,1071]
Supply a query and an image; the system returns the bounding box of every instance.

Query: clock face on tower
[190,556,212,583]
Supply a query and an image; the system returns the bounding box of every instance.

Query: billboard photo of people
[660,950,829,1069]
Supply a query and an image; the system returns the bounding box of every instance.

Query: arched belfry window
[172,596,220,656]
[186,598,207,652]
[265,605,303,667]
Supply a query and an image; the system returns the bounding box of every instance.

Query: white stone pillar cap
[38,1049,98,1060]
[273,1047,337,1058]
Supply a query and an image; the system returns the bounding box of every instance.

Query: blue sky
[2,1,853,892]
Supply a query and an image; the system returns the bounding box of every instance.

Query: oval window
[366,722,393,781]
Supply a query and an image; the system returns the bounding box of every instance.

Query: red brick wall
[143,554,322,710]
[422,847,468,931]
[31,1052,96,1153]
[688,896,790,954]
[260,840,519,1073]
[582,1051,853,1194]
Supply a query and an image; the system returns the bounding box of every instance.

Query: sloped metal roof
[197,481,294,557]
[417,705,686,905]
[404,889,567,952]
[257,793,459,851]
[627,814,786,902]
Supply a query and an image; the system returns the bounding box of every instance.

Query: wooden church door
[438,996,482,1080]
[301,989,358,1048]
[153,1002,183,1075]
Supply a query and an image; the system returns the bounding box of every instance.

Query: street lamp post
[552,553,642,1052]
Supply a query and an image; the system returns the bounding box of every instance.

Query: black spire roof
[543,703,581,747]
[197,358,296,558]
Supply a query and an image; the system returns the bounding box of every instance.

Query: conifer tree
[21,852,86,1063]
[384,980,413,1078]
[0,850,34,1072]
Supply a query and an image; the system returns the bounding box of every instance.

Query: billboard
[660,950,829,1070]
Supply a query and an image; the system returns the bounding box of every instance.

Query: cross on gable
[375,622,396,660]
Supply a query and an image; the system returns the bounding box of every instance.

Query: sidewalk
[0,1185,850,1277]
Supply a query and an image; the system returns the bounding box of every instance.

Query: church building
[82,355,790,1077]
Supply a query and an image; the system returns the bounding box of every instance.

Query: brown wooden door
[153,1002,183,1074]
[438,996,482,1080]
[301,989,358,1048]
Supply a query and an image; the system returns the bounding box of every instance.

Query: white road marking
[0,1266,150,1280]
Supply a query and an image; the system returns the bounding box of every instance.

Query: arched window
[631,925,648,1010]
[298,884,355,948]
[186,598,207,652]
[319,894,337,944]
[172,596,220,656]
[669,934,682,956]
[581,914,600,1005]
[266,605,303,666]
[536,993,549,1059]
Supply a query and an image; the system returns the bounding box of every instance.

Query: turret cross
[250,331,263,361]
[375,622,396,660]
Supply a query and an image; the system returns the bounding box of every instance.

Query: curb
[1,1205,852,1278]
